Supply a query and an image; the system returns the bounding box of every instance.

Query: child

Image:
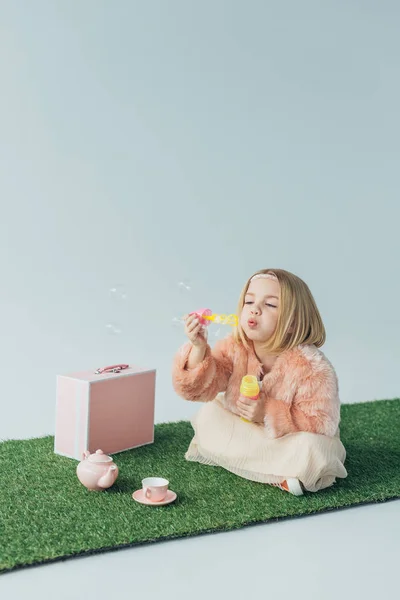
[172,269,348,496]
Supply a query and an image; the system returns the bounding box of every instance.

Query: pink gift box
[54,364,156,460]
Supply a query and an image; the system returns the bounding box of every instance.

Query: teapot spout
[98,465,117,489]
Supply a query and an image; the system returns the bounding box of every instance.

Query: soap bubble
[105,284,128,337]
[178,279,191,294]
[106,323,122,335]
[172,278,193,333]
[172,316,185,329]
[213,328,221,338]
[109,285,128,301]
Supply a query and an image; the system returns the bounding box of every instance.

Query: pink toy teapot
[76,449,119,491]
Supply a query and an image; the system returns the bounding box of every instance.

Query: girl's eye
[245,301,277,308]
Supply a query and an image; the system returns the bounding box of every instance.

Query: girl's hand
[236,394,265,424]
[183,313,208,348]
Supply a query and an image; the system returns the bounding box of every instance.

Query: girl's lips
[247,320,257,328]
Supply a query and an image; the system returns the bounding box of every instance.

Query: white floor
[1,498,398,600]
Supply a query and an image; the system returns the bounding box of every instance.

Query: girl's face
[240,277,281,344]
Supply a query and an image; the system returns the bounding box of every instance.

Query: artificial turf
[1,398,399,574]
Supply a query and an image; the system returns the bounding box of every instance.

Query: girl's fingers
[189,327,199,339]
[237,401,253,420]
[238,397,250,407]
[188,323,202,341]
[188,319,199,333]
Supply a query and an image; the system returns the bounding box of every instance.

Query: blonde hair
[233,268,326,355]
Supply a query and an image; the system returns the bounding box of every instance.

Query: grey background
[0,1,399,598]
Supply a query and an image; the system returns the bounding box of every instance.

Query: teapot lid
[88,449,113,463]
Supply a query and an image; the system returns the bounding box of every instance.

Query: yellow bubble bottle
[240,375,260,423]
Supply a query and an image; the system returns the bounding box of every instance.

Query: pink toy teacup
[142,477,169,502]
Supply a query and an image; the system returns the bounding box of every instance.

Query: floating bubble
[105,285,128,337]
[173,279,193,332]
[178,279,191,293]
[109,285,128,301]
[106,323,122,335]
[172,316,185,329]
[213,328,221,338]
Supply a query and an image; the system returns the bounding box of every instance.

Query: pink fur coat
[172,335,341,439]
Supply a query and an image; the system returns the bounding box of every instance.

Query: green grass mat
[1,398,400,574]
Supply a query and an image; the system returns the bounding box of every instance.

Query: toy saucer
[132,489,177,506]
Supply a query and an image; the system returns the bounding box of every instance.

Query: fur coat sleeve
[263,349,341,438]
[172,336,234,402]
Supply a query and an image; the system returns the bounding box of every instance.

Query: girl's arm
[263,364,341,438]
[172,336,233,402]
